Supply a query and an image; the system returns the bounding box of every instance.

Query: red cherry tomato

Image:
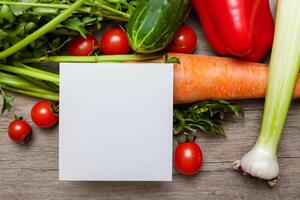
[100,27,130,55]
[168,25,197,54]
[8,118,32,143]
[174,141,203,175]
[68,35,98,56]
[31,100,59,128]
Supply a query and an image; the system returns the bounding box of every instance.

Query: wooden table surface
[1,0,300,199]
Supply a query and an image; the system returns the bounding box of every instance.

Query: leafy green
[59,17,93,36]
[0,0,138,60]
[173,99,244,137]
[0,4,15,23]
[0,86,14,114]
[0,29,8,40]
[10,0,38,16]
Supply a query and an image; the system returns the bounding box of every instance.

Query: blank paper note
[59,63,173,181]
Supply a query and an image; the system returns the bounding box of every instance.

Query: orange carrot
[163,53,300,104]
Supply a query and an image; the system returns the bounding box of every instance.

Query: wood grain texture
[1,0,300,199]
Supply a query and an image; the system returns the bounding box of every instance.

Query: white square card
[59,63,173,181]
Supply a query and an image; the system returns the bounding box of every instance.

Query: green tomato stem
[0,0,86,59]
[22,54,163,63]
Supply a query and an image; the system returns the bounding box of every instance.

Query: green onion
[234,0,300,186]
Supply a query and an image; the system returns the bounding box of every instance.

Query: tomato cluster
[68,25,197,56]
[8,100,59,143]
[68,27,130,56]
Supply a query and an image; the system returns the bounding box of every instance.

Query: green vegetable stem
[0,63,59,83]
[0,53,162,112]
[21,54,162,63]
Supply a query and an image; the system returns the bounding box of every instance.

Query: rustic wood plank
[1,0,300,199]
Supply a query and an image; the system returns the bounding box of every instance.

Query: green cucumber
[127,0,191,54]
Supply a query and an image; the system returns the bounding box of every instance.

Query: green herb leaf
[10,0,38,16]
[173,99,244,137]
[0,87,14,114]
[0,5,16,24]
[0,29,8,40]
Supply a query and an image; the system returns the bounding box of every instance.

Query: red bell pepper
[191,0,274,62]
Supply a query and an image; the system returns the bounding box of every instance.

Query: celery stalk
[234,0,300,186]
[0,64,59,83]
[21,54,162,63]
